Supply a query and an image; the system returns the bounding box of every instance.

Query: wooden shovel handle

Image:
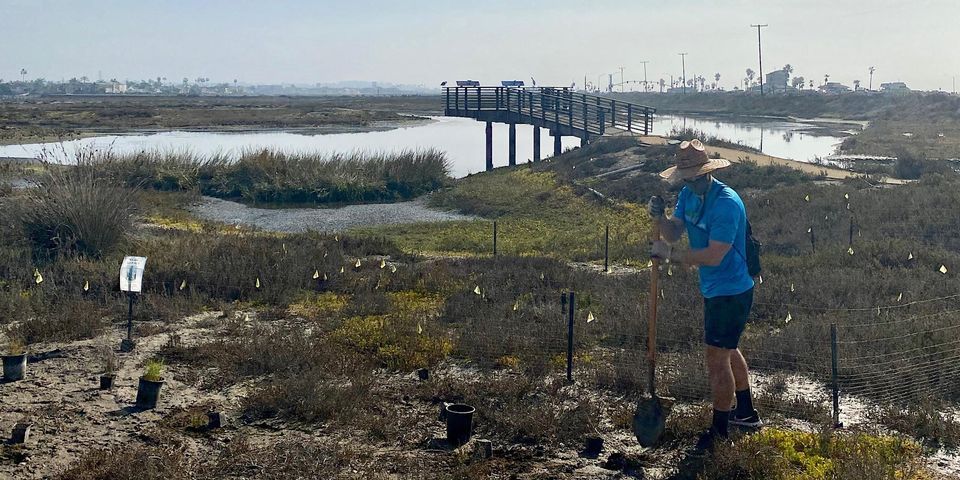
[648,217,661,395]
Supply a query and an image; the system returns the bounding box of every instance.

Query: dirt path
[633,134,908,185]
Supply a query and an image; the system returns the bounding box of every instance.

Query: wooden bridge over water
[444,86,656,171]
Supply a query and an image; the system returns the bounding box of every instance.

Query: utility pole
[639,60,649,92]
[679,53,688,95]
[751,24,768,96]
[619,66,625,92]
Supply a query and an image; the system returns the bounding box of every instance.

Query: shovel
[633,202,669,447]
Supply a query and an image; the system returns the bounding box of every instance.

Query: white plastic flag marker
[587,311,595,323]
[908,252,914,260]
[83,280,89,292]
[281,243,287,254]
[334,235,339,242]
[758,275,763,284]
[807,227,812,233]
[474,286,481,295]
[340,266,345,274]
[417,322,423,335]
[513,300,520,311]
[375,280,381,290]
[825,215,829,220]
[540,273,545,281]
[255,277,261,289]
[34,269,43,285]
[313,270,320,279]
[323,252,328,258]
[790,283,795,292]
[844,193,849,200]
[897,292,903,302]
[390,265,397,273]
[355,259,361,268]
[646,260,653,268]
[660,289,665,299]
[846,203,851,210]
[179,280,187,291]
[667,265,673,276]
[323,273,328,281]
[848,247,855,255]
[877,306,881,315]
[804,194,810,202]
[380,259,386,269]
[785,312,792,324]
[940,265,949,274]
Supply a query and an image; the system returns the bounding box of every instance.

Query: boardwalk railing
[444,86,655,137]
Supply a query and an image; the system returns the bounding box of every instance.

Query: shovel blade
[633,397,666,447]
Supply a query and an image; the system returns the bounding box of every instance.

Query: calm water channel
[0,115,850,178]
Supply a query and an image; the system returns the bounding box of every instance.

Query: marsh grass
[83,147,451,205]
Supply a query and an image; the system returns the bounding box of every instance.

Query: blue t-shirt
[674,178,754,298]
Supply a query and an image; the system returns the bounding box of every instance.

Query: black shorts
[703,288,754,349]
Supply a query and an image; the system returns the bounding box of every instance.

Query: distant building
[764,69,790,93]
[880,82,910,94]
[819,82,851,95]
[105,81,127,94]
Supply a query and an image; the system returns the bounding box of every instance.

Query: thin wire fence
[4,219,960,430]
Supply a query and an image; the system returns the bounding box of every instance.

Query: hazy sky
[2,0,958,91]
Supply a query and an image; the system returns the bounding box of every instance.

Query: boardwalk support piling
[533,127,541,162]
[485,121,493,171]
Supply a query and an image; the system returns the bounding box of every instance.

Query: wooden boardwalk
[443,86,655,170]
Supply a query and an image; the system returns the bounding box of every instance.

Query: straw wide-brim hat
[659,139,731,183]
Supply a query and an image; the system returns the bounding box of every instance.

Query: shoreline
[0,115,436,147]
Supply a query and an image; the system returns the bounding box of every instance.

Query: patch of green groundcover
[352,166,650,262]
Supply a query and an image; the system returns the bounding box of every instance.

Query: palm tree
[823,74,830,86]
[868,66,876,90]
[746,68,756,86]
[853,79,861,91]
[20,69,26,82]
[658,78,665,93]
[783,64,794,77]
[792,76,804,90]
[809,79,814,90]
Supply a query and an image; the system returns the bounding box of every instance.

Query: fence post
[567,291,575,382]
[604,225,610,273]
[848,217,854,247]
[493,221,498,257]
[831,323,843,428]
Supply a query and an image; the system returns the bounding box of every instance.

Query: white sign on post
[119,256,147,293]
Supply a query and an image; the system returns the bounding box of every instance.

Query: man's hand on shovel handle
[648,196,665,218]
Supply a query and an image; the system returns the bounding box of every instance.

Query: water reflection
[0,115,850,178]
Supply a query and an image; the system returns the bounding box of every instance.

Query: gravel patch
[188,196,477,233]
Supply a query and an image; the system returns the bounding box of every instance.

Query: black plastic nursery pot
[445,403,475,447]
[2,354,27,381]
[99,374,116,390]
[135,376,164,409]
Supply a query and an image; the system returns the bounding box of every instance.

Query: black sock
[712,409,730,437]
[735,389,755,416]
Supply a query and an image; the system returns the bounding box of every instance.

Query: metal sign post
[119,256,147,352]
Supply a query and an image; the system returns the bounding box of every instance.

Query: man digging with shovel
[649,139,761,451]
